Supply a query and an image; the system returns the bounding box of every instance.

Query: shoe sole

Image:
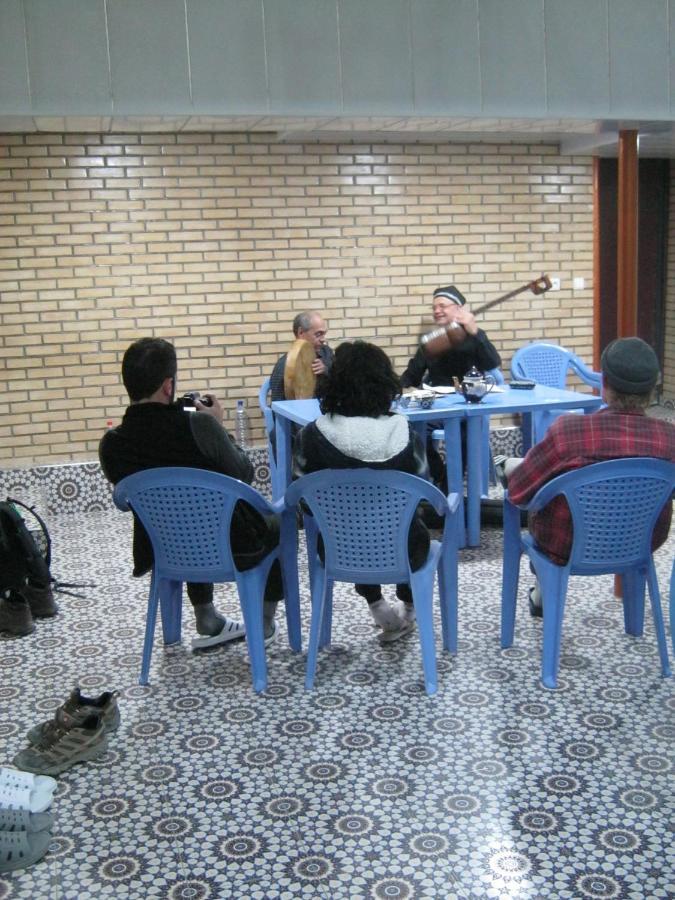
[0,623,36,637]
[377,621,415,644]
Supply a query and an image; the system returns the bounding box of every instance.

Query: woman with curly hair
[293,340,430,642]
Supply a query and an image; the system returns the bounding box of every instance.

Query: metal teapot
[461,367,496,403]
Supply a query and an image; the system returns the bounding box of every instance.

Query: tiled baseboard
[0,446,273,517]
[0,428,524,519]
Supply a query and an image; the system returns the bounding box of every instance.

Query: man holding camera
[99,337,282,648]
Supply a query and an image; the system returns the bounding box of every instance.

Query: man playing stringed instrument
[401,286,501,392]
[269,311,334,402]
[401,286,501,490]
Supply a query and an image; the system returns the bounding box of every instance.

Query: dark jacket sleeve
[189,414,254,484]
[471,330,501,372]
[400,347,428,388]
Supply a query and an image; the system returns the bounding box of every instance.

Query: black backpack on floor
[0,497,92,597]
[0,498,51,594]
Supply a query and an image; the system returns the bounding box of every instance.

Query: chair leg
[237,570,268,694]
[500,502,522,649]
[279,515,302,652]
[538,566,568,690]
[622,569,646,637]
[319,582,333,649]
[671,559,675,657]
[159,579,182,645]
[305,571,328,690]
[646,564,671,679]
[140,574,161,686]
[411,572,438,696]
[480,419,490,495]
[438,541,458,655]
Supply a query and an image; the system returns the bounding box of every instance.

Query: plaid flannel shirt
[507,407,675,565]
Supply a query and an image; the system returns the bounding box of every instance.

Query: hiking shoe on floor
[14,714,108,776]
[0,828,52,873]
[26,687,120,747]
[21,581,57,618]
[0,595,35,637]
[191,617,246,650]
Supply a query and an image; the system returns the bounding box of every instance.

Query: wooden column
[616,130,639,335]
[614,130,639,598]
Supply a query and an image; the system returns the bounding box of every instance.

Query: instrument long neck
[472,283,533,317]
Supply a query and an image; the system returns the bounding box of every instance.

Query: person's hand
[454,306,478,335]
[196,393,223,424]
[311,357,327,376]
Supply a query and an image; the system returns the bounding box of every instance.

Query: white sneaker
[368,598,403,630]
[396,600,416,625]
[191,617,246,650]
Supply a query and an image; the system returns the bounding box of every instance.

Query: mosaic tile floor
[0,511,673,900]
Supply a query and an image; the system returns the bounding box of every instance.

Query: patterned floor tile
[0,509,673,899]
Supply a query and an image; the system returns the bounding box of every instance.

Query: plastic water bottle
[234,399,251,449]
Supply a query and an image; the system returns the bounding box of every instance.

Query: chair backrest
[258,377,275,439]
[285,469,445,584]
[511,342,599,391]
[526,458,675,573]
[113,467,274,583]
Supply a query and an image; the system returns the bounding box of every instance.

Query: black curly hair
[318,340,401,417]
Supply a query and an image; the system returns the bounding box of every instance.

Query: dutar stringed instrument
[420,274,552,358]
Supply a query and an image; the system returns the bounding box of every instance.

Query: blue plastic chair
[283,469,460,695]
[432,367,505,494]
[501,458,674,689]
[113,467,301,691]
[511,343,602,446]
[258,377,282,498]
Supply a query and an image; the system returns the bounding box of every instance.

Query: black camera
[178,392,213,409]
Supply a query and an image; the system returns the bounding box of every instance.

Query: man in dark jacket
[269,311,334,402]
[401,285,501,488]
[401,285,501,390]
[100,338,281,648]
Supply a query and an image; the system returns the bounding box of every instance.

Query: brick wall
[0,133,594,465]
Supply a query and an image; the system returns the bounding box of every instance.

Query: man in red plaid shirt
[505,337,675,616]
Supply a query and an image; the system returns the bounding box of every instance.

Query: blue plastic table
[272,385,602,547]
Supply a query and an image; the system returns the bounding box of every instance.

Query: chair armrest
[271,497,287,515]
[112,482,131,512]
[570,354,602,391]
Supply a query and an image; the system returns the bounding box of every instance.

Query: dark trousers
[187,516,283,608]
[425,419,467,493]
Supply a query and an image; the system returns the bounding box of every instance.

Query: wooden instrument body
[283,339,317,399]
[421,274,552,358]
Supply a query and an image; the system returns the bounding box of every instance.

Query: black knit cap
[600,337,659,394]
[433,285,466,306]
